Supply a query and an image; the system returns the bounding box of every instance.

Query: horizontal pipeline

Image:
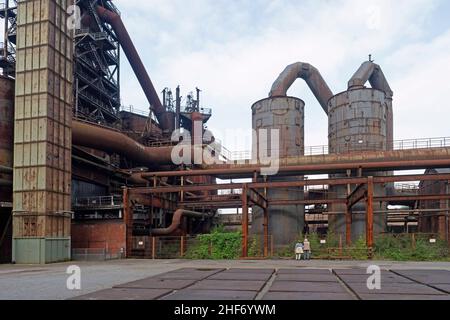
[129,173,450,194]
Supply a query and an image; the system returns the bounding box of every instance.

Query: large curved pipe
[151,209,207,235]
[348,61,393,98]
[72,120,174,165]
[269,62,334,114]
[96,6,172,131]
[348,61,394,149]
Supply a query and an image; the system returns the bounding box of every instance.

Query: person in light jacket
[303,238,311,260]
[295,242,304,260]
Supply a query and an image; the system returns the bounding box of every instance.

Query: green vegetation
[183,228,449,261]
[273,232,369,260]
[277,232,449,261]
[184,226,242,259]
[373,233,450,261]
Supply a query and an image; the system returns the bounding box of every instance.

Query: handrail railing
[74,195,123,208]
[221,136,450,161]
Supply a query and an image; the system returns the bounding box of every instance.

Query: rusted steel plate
[156,269,224,280]
[276,274,338,282]
[223,268,275,274]
[208,272,272,281]
[263,291,354,300]
[167,268,224,274]
[338,273,414,284]
[359,294,450,300]
[72,288,172,300]
[333,268,376,275]
[393,270,450,284]
[189,280,266,291]
[269,281,348,293]
[160,289,257,300]
[277,268,331,275]
[347,283,444,295]
[114,278,196,290]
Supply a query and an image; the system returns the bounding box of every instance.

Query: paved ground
[1,259,450,300]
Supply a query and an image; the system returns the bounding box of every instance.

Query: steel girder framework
[127,172,450,258]
[74,0,120,125]
[0,0,121,124]
[0,0,17,78]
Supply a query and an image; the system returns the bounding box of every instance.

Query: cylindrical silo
[328,88,389,238]
[0,76,14,202]
[251,96,305,248]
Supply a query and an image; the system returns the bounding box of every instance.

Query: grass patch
[183,229,450,261]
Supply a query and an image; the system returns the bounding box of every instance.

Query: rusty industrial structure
[0,0,449,264]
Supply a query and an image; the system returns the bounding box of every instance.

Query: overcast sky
[115,0,450,148]
[114,0,450,151]
[6,0,449,151]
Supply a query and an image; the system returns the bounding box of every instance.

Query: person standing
[295,242,304,260]
[303,238,311,260]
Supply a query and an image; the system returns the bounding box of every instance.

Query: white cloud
[114,0,448,150]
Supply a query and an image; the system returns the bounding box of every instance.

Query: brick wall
[71,220,126,259]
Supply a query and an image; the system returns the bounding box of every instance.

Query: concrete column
[12,0,73,264]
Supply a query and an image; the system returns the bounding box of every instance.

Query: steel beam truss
[0,0,17,78]
[74,0,120,125]
[127,172,450,258]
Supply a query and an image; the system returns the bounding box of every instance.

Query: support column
[263,207,268,257]
[242,184,249,258]
[12,0,74,264]
[345,204,352,246]
[123,187,132,258]
[366,177,374,253]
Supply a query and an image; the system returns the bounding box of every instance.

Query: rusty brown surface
[188,279,266,291]
[70,268,450,300]
[123,187,132,258]
[13,1,73,234]
[269,280,348,293]
[130,173,450,194]
[96,6,171,131]
[114,278,196,290]
[72,120,175,165]
[241,184,249,258]
[151,209,206,236]
[366,177,374,250]
[72,288,172,300]
[161,289,257,300]
[139,147,450,179]
[269,62,333,113]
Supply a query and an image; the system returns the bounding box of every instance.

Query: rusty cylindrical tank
[328,88,389,238]
[0,76,14,202]
[251,96,305,248]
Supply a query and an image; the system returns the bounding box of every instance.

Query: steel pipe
[129,173,450,194]
[269,62,333,114]
[151,209,207,236]
[72,120,175,166]
[0,165,12,174]
[348,61,394,148]
[348,61,393,98]
[138,154,450,178]
[96,6,172,131]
